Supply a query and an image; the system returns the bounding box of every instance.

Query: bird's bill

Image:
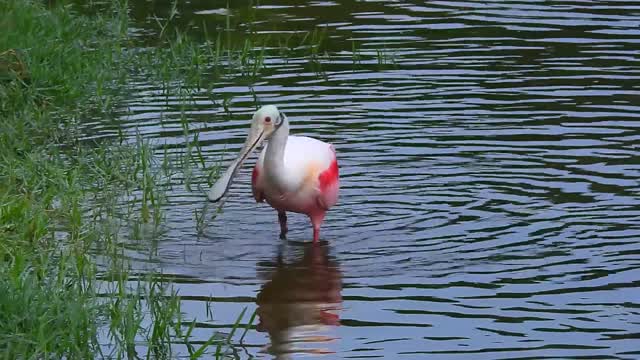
[207,129,264,202]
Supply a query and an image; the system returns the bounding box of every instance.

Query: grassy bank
[0,1,247,358]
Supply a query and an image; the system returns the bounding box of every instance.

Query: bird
[208,105,339,243]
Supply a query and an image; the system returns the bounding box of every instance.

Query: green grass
[0,0,254,358]
[0,0,383,357]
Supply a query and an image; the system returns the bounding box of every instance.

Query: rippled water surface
[89,1,640,358]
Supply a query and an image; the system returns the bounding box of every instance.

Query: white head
[208,105,287,202]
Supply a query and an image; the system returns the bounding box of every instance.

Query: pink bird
[208,105,339,243]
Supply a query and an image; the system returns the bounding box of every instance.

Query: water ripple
[87,0,640,358]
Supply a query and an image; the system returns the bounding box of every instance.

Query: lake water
[87,1,640,359]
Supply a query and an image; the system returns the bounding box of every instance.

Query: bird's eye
[265,116,272,123]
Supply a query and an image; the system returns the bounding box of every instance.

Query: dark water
[89,1,640,359]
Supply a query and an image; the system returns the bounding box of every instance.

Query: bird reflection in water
[256,242,342,359]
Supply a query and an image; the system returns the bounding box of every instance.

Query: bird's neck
[265,117,290,186]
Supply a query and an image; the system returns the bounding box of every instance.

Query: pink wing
[316,146,339,210]
[252,164,264,203]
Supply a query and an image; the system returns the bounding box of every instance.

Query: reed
[2,0,384,357]
[0,0,249,357]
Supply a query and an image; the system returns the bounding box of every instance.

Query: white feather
[257,136,333,190]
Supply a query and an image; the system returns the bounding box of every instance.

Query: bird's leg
[310,212,326,244]
[276,240,286,266]
[278,211,288,240]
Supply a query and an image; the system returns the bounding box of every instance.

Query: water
[88,1,640,358]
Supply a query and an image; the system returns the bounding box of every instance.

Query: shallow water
[88,1,640,358]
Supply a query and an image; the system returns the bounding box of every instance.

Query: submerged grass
[0,0,253,358]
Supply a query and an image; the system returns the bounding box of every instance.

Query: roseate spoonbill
[208,105,339,242]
